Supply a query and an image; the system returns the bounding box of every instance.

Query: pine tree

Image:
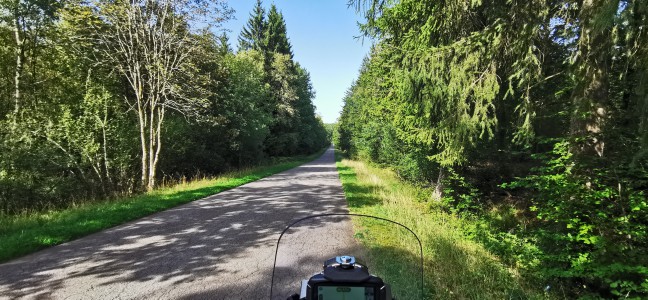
[237,0,266,52]
[265,4,292,58]
[217,32,231,56]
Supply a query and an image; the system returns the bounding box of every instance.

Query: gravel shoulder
[0,146,353,299]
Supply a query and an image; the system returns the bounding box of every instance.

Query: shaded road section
[0,147,356,299]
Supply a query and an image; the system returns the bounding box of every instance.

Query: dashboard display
[317,286,375,300]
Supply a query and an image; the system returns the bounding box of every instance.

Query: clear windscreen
[270,214,422,300]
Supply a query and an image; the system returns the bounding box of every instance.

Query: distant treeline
[338,0,647,298]
[0,0,328,213]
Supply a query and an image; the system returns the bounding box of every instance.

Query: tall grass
[337,156,548,299]
[0,149,326,263]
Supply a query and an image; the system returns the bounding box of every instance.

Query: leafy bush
[504,141,648,298]
[440,169,483,213]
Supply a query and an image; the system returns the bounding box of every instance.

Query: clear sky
[220,0,372,124]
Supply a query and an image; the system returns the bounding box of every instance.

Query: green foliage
[238,0,266,52]
[324,123,335,144]
[504,141,648,297]
[341,0,648,298]
[336,155,545,299]
[265,4,293,58]
[392,152,433,184]
[440,169,482,213]
[0,1,328,214]
[223,50,273,164]
[235,2,326,157]
[262,50,325,156]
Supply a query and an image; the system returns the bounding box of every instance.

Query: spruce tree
[265,4,293,58]
[237,0,266,52]
[217,33,231,56]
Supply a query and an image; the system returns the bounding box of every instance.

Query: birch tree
[93,0,230,191]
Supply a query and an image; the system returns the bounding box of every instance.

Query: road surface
[0,147,358,299]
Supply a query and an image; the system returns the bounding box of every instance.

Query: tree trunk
[432,167,445,201]
[138,103,148,191]
[13,11,24,125]
[146,102,157,192]
[147,102,154,191]
[569,0,614,158]
[147,106,165,192]
[101,93,112,188]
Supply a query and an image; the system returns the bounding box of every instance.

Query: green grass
[336,153,548,299]
[0,149,326,263]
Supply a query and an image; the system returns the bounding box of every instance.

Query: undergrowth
[336,153,549,299]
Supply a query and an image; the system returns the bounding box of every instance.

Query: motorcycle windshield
[270,214,423,300]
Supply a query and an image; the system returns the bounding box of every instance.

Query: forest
[337,0,647,298]
[0,0,329,214]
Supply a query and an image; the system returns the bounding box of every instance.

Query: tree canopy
[338,0,648,297]
[0,0,328,212]
[238,0,265,52]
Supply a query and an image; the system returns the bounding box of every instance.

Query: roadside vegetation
[338,155,546,299]
[0,149,325,263]
[0,1,328,214]
[339,0,647,298]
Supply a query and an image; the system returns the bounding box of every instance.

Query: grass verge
[336,153,547,299]
[0,149,326,263]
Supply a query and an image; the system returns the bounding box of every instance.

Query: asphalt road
[0,147,358,299]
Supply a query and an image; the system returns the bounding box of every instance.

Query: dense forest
[337,0,647,298]
[0,0,328,214]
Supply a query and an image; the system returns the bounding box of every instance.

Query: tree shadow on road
[0,148,356,299]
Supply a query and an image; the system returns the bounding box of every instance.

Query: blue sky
[221,0,372,124]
